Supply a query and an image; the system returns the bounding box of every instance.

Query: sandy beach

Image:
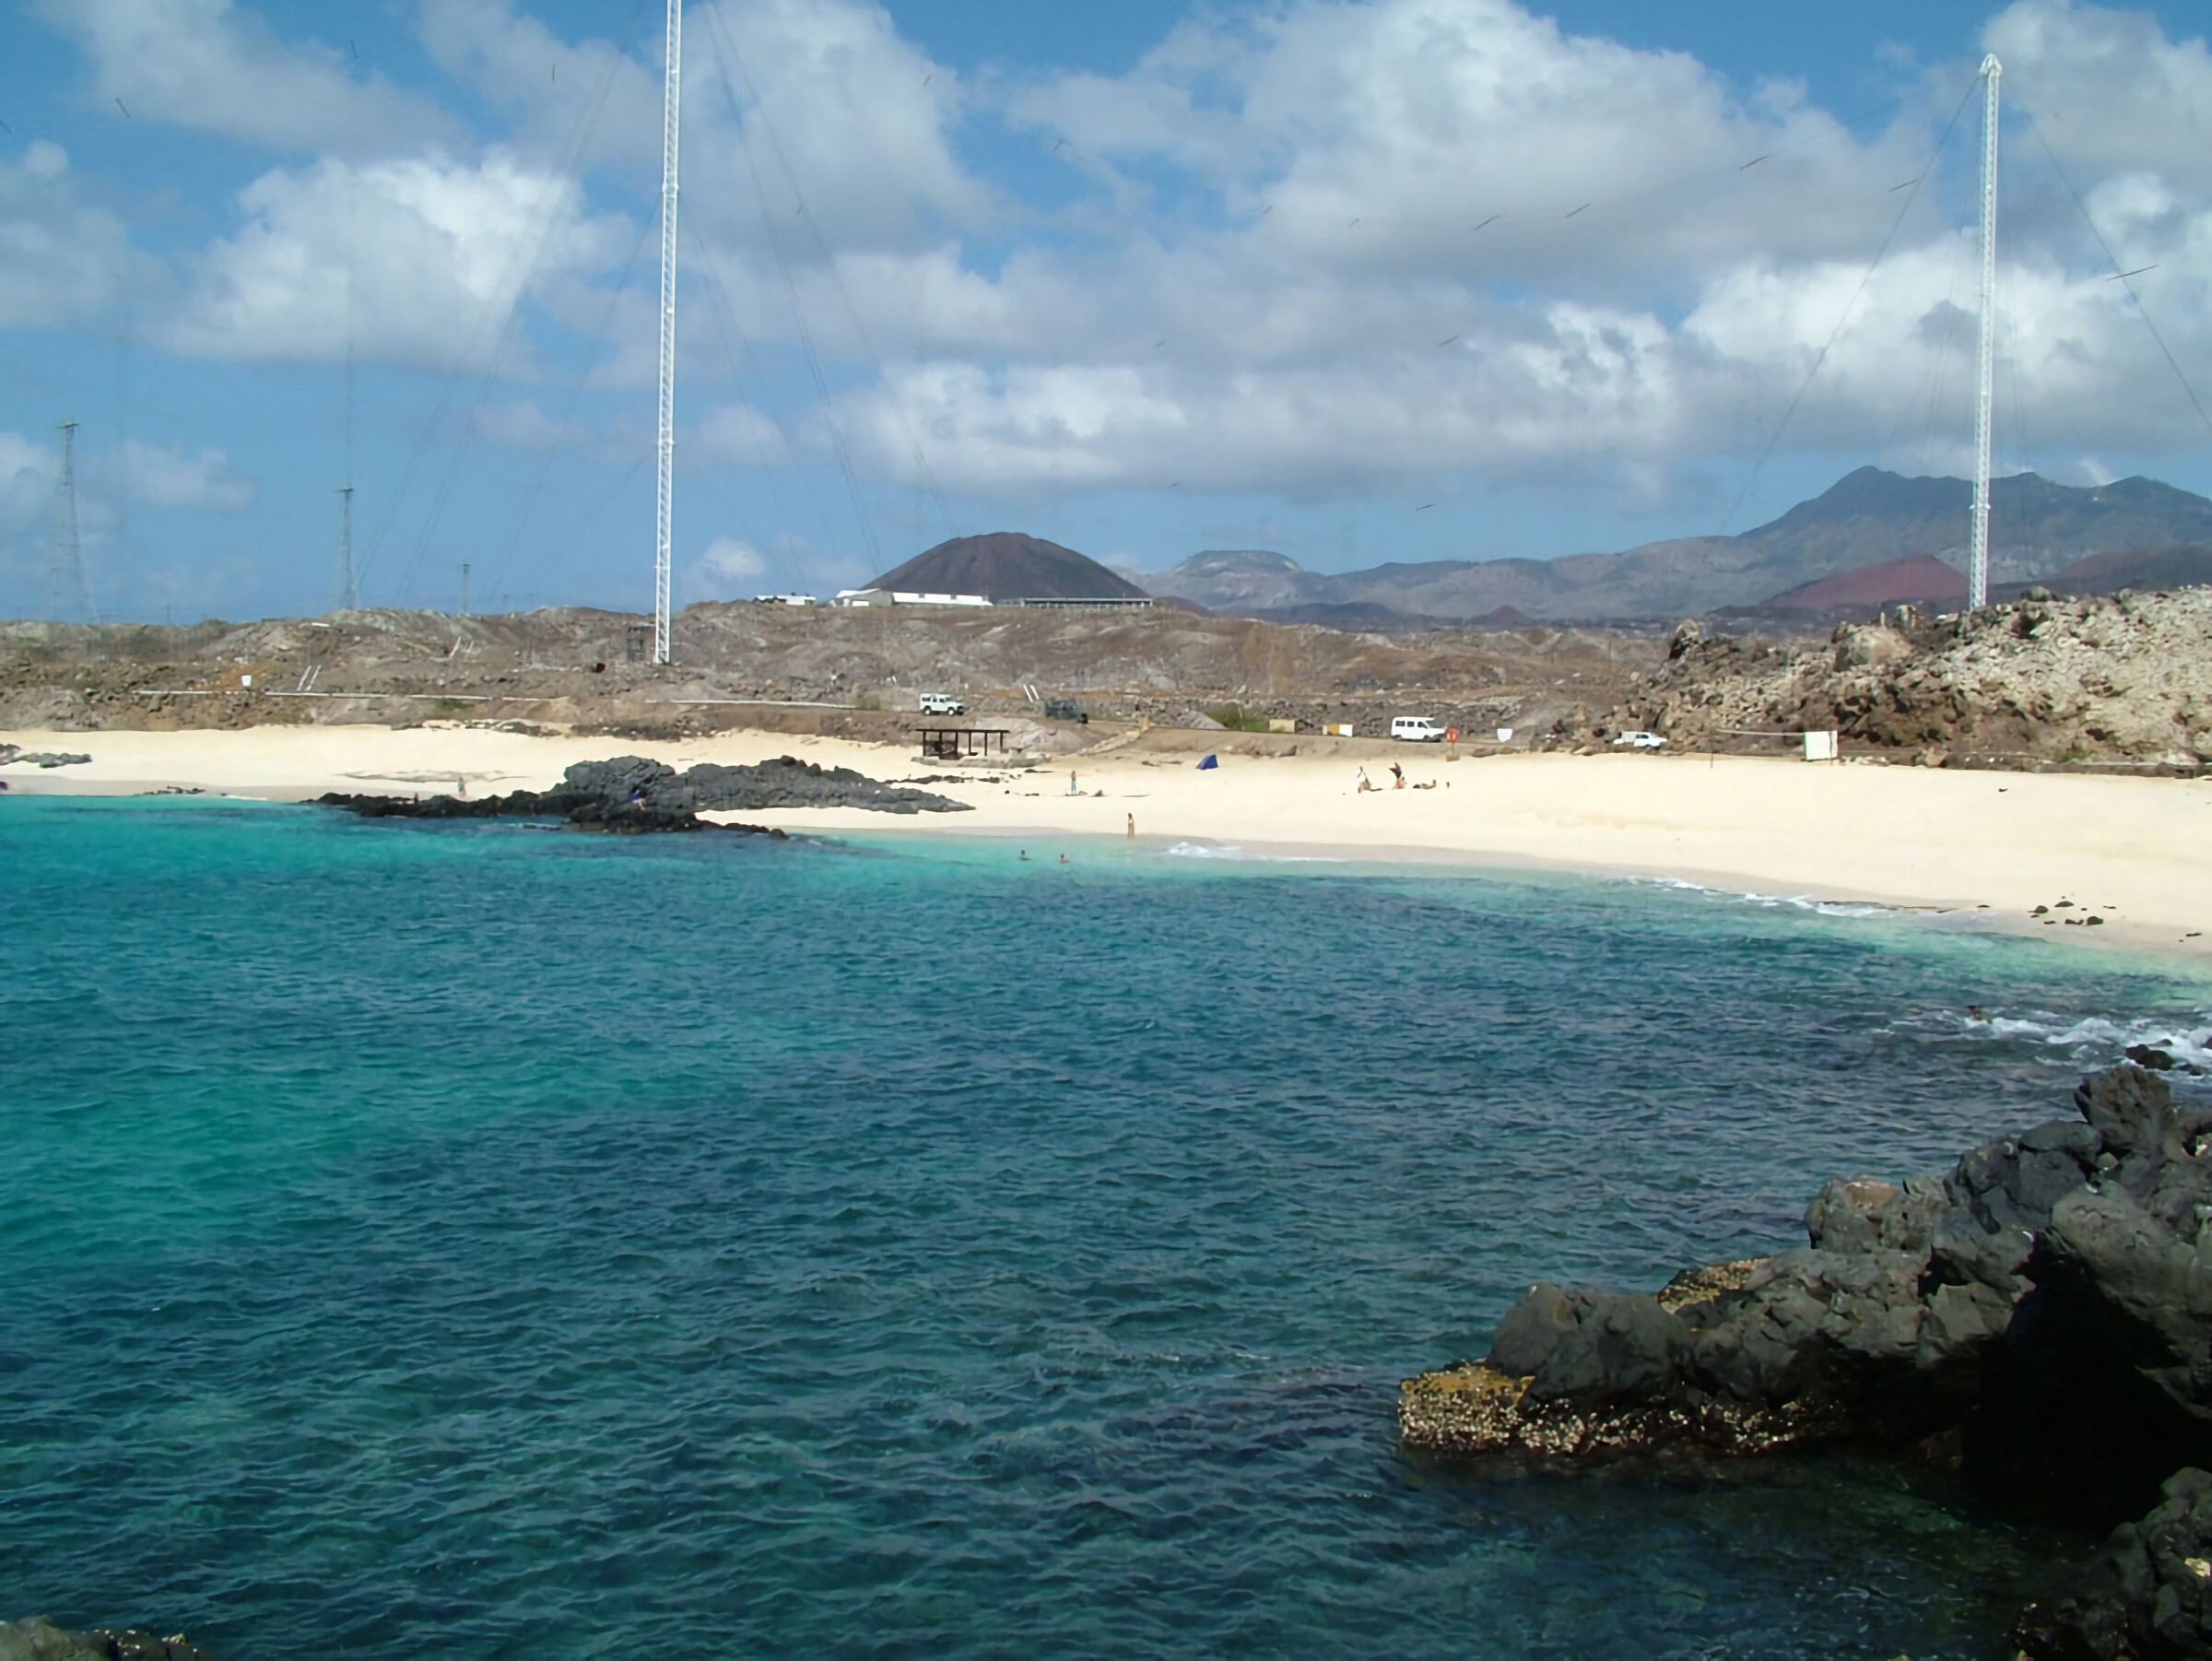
[6,722,2208,958]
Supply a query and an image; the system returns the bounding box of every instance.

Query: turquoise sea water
[4,797,2208,1658]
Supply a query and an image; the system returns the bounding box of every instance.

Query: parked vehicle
[1613,730,1667,748]
[918,692,967,715]
[1390,716,1447,742]
[1043,698,1088,724]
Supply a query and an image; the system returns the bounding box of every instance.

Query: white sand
[6,723,2208,957]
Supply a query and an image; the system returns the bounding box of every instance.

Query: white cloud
[115,439,255,511]
[687,534,766,598]
[24,0,2212,530]
[679,0,988,253]
[416,0,664,170]
[474,399,595,452]
[1983,0,2212,194]
[0,142,131,328]
[162,150,627,368]
[770,0,2212,499]
[33,0,463,153]
[0,431,56,539]
[690,403,792,468]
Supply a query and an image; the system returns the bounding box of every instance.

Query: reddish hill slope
[1761,554,1967,610]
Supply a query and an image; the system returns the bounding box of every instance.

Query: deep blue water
[3,796,2207,1658]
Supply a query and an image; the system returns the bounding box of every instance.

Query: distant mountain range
[1127,468,2212,622]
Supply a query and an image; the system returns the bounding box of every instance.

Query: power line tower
[335,484,357,610]
[51,420,99,625]
[653,0,682,665]
[1968,53,2001,611]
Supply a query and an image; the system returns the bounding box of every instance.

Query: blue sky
[3,0,2210,621]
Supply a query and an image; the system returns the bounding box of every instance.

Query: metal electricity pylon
[51,420,99,625]
[335,484,357,610]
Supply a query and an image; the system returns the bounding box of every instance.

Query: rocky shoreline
[1401,1062,2212,1656]
[0,1619,222,1659]
[316,753,970,834]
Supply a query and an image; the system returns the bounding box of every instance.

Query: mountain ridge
[1138,468,2212,621]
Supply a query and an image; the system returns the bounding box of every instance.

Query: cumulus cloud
[771,0,2212,499]
[474,400,596,453]
[416,0,664,171]
[678,0,988,253]
[161,150,628,368]
[33,0,462,153]
[686,534,766,598]
[115,439,255,511]
[0,431,56,544]
[0,142,132,328]
[689,403,792,468]
[28,0,2212,528]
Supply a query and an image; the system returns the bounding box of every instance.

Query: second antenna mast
[653,0,682,664]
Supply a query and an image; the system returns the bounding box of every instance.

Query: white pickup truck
[918,692,967,715]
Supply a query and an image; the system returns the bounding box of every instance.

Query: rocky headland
[1401,1062,2212,1656]
[1617,587,2212,770]
[316,753,970,833]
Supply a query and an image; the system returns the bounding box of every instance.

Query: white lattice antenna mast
[1968,53,2001,610]
[53,420,98,624]
[335,484,357,610]
[653,0,682,665]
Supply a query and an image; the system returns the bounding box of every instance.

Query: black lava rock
[316,754,966,832]
[2013,1467,2212,1659]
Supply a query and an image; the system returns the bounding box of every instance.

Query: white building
[832,589,994,608]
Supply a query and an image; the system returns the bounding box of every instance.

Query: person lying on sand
[1356,767,1374,792]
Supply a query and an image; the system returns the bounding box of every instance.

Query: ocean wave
[1892,1007,2212,1071]
[1161,841,1342,864]
[1623,875,1898,919]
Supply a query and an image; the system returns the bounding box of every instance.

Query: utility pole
[52,420,98,625]
[653,0,682,665]
[1968,53,2001,610]
[335,484,357,610]
[459,560,471,618]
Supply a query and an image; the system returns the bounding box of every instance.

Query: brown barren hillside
[1602,586,2212,769]
[0,601,1662,747]
[1761,554,1967,611]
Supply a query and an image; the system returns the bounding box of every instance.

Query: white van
[1390,716,1447,742]
[918,692,967,715]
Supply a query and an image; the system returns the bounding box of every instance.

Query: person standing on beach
[1126,812,1135,838]
[1068,771,1078,795]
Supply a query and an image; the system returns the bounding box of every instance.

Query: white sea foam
[1898,1007,2212,1071]
[1623,874,1898,920]
[1161,841,1341,864]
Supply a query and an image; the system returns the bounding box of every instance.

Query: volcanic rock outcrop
[0,1618,223,1660]
[1400,1064,2212,1655]
[1621,586,2212,766]
[318,754,969,832]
